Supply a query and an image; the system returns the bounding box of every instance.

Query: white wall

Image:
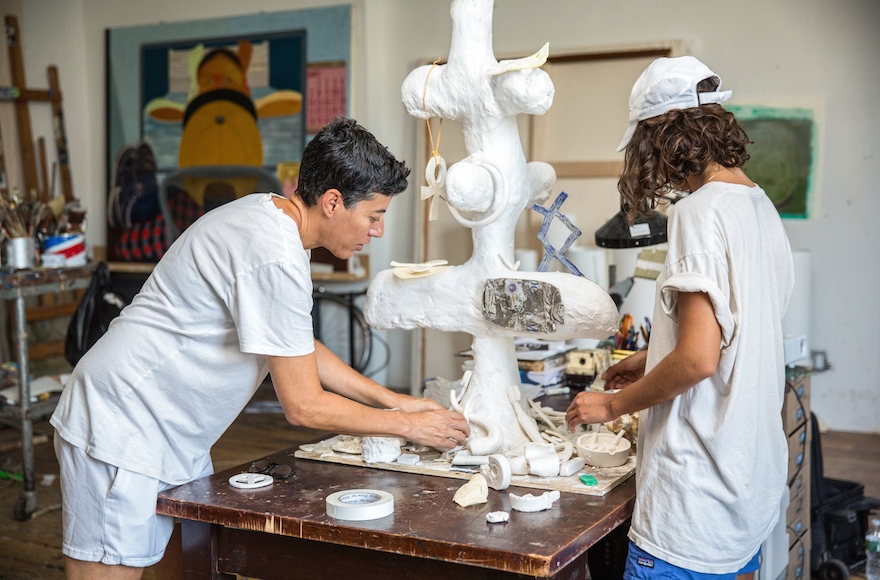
[8,0,879,433]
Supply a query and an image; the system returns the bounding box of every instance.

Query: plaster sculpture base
[295,434,635,497]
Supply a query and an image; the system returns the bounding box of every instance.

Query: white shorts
[54,433,213,567]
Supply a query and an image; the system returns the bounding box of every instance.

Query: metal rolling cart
[0,264,95,520]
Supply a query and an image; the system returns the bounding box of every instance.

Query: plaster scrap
[524,442,560,477]
[330,436,363,455]
[486,511,510,523]
[453,473,489,507]
[397,453,420,466]
[559,457,586,477]
[509,490,560,513]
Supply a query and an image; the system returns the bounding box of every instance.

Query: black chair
[810,411,880,580]
[159,165,282,246]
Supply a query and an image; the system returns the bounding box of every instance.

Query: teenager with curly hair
[566,57,794,579]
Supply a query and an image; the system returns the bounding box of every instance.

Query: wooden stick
[4,16,39,201]
[37,137,49,203]
[47,66,74,202]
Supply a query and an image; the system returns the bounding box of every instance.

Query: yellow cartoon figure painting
[145,40,301,207]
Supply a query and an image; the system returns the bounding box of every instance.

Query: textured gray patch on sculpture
[482,278,565,333]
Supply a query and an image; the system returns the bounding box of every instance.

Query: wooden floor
[0,386,877,579]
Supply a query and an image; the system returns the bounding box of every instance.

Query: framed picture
[728,105,817,219]
[105,6,350,261]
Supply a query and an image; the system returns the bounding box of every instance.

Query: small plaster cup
[575,433,632,468]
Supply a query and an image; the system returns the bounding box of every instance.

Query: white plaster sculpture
[453,473,489,507]
[361,436,402,464]
[364,0,618,453]
[509,490,561,513]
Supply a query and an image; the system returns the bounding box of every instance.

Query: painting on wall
[729,105,816,219]
[105,6,350,262]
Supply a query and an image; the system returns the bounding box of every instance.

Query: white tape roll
[325,489,394,521]
[228,473,273,489]
[486,454,511,491]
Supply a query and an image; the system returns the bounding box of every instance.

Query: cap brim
[616,121,637,152]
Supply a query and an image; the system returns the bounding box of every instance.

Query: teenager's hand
[602,349,648,390]
[565,391,617,432]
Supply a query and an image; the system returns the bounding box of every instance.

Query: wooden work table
[158,439,635,579]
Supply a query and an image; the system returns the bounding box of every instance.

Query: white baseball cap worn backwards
[617,56,733,151]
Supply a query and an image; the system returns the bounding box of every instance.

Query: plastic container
[867,517,880,580]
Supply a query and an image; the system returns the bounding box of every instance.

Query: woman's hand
[392,394,447,414]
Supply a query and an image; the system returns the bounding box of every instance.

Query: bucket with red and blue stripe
[42,234,86,267]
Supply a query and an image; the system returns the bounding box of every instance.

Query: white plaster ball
[493,68,555,116]
[445,161,493,213]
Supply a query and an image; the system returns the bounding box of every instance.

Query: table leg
[13,295,36,521]
[180,520,236,580]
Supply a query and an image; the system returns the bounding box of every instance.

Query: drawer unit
[785,528,810,580]
[787,422,808,480]
[783,371,811,579]
[787,490,809,547]
[782,376,810,436]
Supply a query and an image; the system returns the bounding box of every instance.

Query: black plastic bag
[64,262,126,366]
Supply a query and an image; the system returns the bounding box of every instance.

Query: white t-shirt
[51,194,315,485]
[630,183,794,573]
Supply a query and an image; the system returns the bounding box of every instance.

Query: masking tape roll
[325,489,394,521]
[228,473,273,489]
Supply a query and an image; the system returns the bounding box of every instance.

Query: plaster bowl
[575,433,632,468]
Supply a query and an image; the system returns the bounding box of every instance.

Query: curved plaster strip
[445,157,510,229]
[507,385,545,443]
[451,388,502,456]
[528,398,567,437]
[509,490,560,513]
[540,432,574,463]
[467,414,503,456]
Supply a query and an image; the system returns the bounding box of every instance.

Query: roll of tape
[228,473,273,489]
[325,489,394,521]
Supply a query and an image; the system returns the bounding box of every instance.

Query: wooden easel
[3,15,75,203]
[2,14,80,367]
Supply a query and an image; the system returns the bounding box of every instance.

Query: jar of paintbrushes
[1,189,48,270]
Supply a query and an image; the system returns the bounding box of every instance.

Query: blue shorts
[624,541,761,579]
